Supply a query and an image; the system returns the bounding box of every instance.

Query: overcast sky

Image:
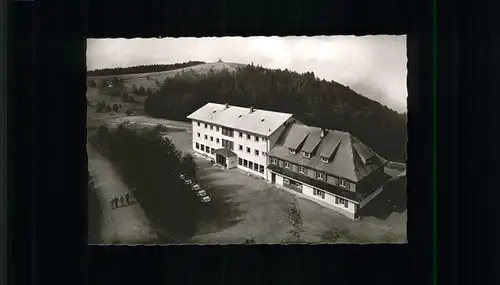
[87,36,407,112]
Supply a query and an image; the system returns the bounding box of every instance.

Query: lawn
[161,130,407,244]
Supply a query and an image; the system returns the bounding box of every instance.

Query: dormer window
[302,151,311,158]
[321,156,329,163]
[289,149,296,155]
[339,179,350,188]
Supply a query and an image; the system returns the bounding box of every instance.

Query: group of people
[110,192,131,209]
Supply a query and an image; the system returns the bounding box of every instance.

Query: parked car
[196,190,207,197]
[191,184,202,191]
[200,196,211,203]
[184,179,193,185]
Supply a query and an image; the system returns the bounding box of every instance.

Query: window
[206,147,210,154]
[197,122,200,126]
[216,127,220,131]
[254,163,259,171]
[239,145,243,151]
[302,151,311,158]
[246,147,251,153]
[204,134,208,140]
[247,134,251,140]
[338,179,350,188]
[210,125,213,130]
[222,139,234,150]
[243,159,248,167]
[259,165,264,173]
[298,166,305,173]
[271,157,277,164]
[316,172,325,180]
[204,123,207,128]
[255,150,259,156]
[210,136,213,141]
[262,137,267,142]
[239,132,243,138]
[313,189,325,199]
[284,161,291,169]
[289,179,303,189]
[255,136,259,142]
[222,127,234,137]
[262,152,267,156]
[238,158,243,165]
[321,156,329,163]
[289,148,296,155]
[216,138,220,143]
[211,148,215,154]
[197,132,200,137]
[201,145,205,151]
[249,161,253,169]
[335,197,349,208]
[195,142,200,149]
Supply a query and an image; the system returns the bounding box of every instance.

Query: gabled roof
[301,128,323,154]
[283,124,310,150]
[268,123,387,182]
[186,103,293,137]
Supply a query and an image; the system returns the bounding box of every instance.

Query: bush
[95,123,201,239]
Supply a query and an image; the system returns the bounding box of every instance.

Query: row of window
[238,158,265,174]
[270,157,350,188]
[238,144,266,157]
[195,121,267,142]
[312,188,349,208]
[288,148,330,163]
[196,133,266,157]
[195,143,215,155]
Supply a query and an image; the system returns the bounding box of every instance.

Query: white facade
[191,118,293,178]
[271,171,358,219]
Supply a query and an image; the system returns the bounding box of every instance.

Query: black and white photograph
[86,36,407,245]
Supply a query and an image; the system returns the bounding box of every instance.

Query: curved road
[87,142,159,244]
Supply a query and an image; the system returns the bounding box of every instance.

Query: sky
[87,36,407,112]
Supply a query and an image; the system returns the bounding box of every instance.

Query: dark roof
[214,148,237,157]
[301,128,323,153]
[283,124,310,150]
[268,123,387,182]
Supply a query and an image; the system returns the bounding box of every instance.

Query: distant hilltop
[87,61,247,79]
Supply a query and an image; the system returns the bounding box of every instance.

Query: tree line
[94,124,199,241]
[144,64,407,162]
[87,61,206,77]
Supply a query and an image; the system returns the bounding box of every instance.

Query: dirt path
[87,142,159,244]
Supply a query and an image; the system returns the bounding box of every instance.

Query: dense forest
[93,124,200,241]
[87,61,205,77]
[144,65,407,162]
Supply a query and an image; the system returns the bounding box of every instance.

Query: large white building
[187,102,394,219]
[187,103,295,179]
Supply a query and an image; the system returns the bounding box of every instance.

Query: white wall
[192,120,223,158]
[191,119,271,178]
[359,186,384,209]
[271,171,358,219]
[233,129,268,178]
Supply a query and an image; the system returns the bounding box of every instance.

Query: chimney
[249,107,255,114]
[320,128,327,138]
[224,103,229,109]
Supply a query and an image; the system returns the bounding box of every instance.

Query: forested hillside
[87,61,205,77]
[144,64,406,162]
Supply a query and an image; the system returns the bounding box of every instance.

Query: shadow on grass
[357,177,407,220]
[194,182,246,235]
